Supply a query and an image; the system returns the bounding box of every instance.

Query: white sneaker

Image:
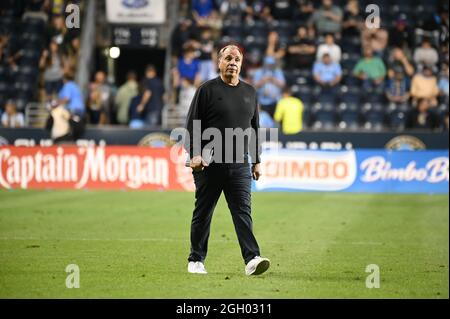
[245,256,270,276]
[188,261,207,274]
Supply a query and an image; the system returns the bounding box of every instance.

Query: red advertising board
[0,146,195,191]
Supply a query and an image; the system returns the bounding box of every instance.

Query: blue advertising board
[254,149,449,194]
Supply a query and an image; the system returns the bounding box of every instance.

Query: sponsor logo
[385,135,426,150]
[255,150,357,191]
[121,0,148,9]
[360,156,449,183]
[138,133,174,147]
[0,147,169,189]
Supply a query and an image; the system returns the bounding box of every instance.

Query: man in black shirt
[137,65,165,126]
[184,44,270,276]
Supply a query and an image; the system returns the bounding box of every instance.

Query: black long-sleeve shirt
[184,76,261,165]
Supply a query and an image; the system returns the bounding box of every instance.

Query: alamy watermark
[365,264,380,288]
[365,4,380,29]
[65,264,80,288]
[65,4,80,29]
[169,122,279,165]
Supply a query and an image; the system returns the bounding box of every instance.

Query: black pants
[188,164,260,265]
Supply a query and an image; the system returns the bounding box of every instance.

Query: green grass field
[0,190,448,298]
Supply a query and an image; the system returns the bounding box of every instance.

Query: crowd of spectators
[169,0,449,133]
[1,0,448,134]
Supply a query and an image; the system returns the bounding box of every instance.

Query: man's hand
[252,164,261,181]
[190,155,209,172]
[137,104,145,113]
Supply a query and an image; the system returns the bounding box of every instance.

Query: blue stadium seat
[312,110,337,130]
[363,110,386,130]
[302,110,311,128]
[338,110,360,130]
[292,85,313,105]
[340,91,361,105]
[389,111,407,130]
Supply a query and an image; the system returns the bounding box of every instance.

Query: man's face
[218,47,242,78]
[297,27,307,38]
[5,103,15,115]
[95,72,105,84]
[364,48,373,58]
[323,0,332,9]
[323,55,331,65]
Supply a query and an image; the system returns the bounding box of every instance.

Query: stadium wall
[0,146,447,194]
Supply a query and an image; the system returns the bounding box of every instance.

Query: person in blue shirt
[58,72,85,118]
[252,55,285,117]
[312,53,342,98]
[258,104,277,128]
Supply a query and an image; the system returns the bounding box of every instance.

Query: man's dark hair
[64,71,75,81]
[282,86,291,95]
[146,65,156,74]
[127,70,137,81]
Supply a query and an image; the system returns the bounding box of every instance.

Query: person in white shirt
[1,100,24,128]
[316,33,342,64]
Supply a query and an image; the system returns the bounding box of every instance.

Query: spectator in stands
[385,70,410,105]
[439,43,449,66]
[438,63,449,98]
[47,14,68,48]
[128,89,146,129]
[253,55,285,117]
[192,27,218,83]
[361,16,388,56]
[114,71,138,125]
[352,47,386,92]
[192,0,221,30]
[1,33,23,73]
[442,111,449,131]
[258,104,276,128]
[308,0,343,37]
[244,0,271,23]
[173,45,201,91]
[388,15,414,52]
[45,99,73,144]
[413,38,439,72]
[386,47,414,79]
[313,53,342,96]
[342,0,363,38]
[39,39,65,103]
[138,65,165,127]
[0,33,9,65]
[65,37,81,75]
[293,0,314,22]
[219,0,247,23]
[265,31,286,63]
[269,0,295,21]
[273,86,304,135]
[58,72,85,118]
[406,98,439,130]
[178,78,197,119]
[1,100,24,128]
[316,33,341,63]
[410,66,440,107]
[171,18,196,60]
[285,25,316,69]
[421,5,449,47]
[88,71,112,124]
